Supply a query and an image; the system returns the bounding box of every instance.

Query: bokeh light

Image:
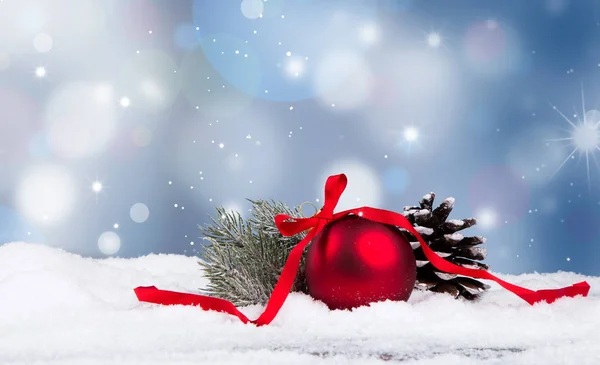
[44,82,118,159]
[358,22,381,45]
[33,32,53,53]
[240,0,264,19]
[427,32,442,48]
[98,231,121,256]
[35,66,46,78]
[91,181,103,193]
[318,161,382,211]
[474,207,499,230]
[192,0,377,101]
[118,50,181,114]
[468,165,530,225]
[15,164,78,226]
[130,203,150,223]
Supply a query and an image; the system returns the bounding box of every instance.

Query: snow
[414,226,434,235]
[1,242,599,365]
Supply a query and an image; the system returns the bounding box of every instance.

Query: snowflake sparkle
[546,86,600,191]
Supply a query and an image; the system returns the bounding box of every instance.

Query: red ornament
[305,214,416,310]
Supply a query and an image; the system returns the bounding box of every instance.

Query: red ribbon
[134,174,591,326]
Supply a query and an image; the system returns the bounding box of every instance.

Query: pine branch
[198,200,309,307]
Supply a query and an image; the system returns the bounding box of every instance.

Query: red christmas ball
[305,215,416,310]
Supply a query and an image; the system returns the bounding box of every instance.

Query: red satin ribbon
[134,174,591,326]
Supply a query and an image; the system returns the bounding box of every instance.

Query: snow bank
[0,242,598,365]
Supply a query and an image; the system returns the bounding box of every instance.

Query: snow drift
[0,242,599,365]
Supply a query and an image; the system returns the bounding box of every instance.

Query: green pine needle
[198,200,308,307]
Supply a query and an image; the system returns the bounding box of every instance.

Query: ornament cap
[299,201,321,218]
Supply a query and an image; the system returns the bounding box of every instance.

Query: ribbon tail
[356,206,591,305]
[134,286,251,323]
[252,227,319,325]
[133,223,322,326]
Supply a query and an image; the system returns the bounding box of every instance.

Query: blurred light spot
[315,51,373,110]
[404,127,418,141]
[468,165,530,226]
[119,96,131,107]
[241,0,264,19]
[33,33,53,53]
[427,32,442,48]
[91,181,103,193]
[223,202,245,218]
[35,66,46,78]
[95,84,113,103]
[359,23,381,45]
[130,203,150,223]
[285,57,306,78]
[0,53,9,71]
[382,166,410,195]
[98,231,121,256]
[44,82,117,159]
[119,50,181,114]
[15,164,77,226]
[318,161,382,211]
[475,207,498,229]
[192,0,376,102]
[132,126,152,147]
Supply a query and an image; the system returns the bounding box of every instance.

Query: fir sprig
[198,200,308,306]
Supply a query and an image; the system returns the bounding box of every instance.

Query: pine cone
[400,193,491,300]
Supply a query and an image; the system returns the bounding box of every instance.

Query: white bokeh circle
[44,82,118,159]
[241,0,264,19]
[15,164,78,226]
[130,203,150,223]
[98,231,121,256]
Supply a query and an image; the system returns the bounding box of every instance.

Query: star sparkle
[547,86,600,191]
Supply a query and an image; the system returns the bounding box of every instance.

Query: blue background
[1,0,599,276]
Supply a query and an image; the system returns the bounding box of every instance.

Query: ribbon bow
[134,174,591,326]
